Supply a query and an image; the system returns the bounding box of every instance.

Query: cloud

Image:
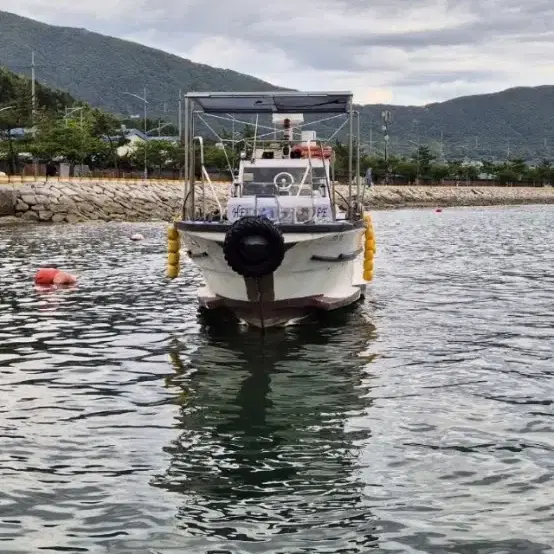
[2,0,554,105]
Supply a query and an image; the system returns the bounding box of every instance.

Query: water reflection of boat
[152,308,380,552]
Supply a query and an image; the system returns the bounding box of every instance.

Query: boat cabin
[179,91,360,224]
[227,117,334,223]
[227,155,333,224]
[240,157,330,197]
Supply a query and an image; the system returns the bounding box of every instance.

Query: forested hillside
[3,10,554,160]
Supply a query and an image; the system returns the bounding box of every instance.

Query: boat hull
[198,285,366,327]
[178,221,368,328]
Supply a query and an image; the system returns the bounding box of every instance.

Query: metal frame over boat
[169,90,376,328]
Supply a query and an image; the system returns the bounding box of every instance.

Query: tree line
[333,144,554,185]
[1,66,552,185]
[3,104,553,185]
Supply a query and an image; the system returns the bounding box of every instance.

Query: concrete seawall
[1,181,554,224]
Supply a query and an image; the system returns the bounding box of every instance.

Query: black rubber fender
[223,216,285,278]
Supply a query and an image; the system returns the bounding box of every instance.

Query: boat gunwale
[175,219,365,234]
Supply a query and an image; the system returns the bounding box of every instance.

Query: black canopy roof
[185,91,352,114]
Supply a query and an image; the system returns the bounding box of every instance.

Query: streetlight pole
[145,122,173,136]
[122,89,149,180]
[64,106,86,174]
[64,106,84,125]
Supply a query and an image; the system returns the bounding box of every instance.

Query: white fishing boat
[167,91,376,328]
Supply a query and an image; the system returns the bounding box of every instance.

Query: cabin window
[241,166,329,196]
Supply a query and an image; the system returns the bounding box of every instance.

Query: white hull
[182,227,368,327]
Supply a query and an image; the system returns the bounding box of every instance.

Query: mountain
[0,10,281,119]
[357,86,554,161]
[2,10,554,160]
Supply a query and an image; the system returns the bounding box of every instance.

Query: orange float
[53,271,77,285]
[291,143,333,158]
[35,268,59,286]
[34,267,77,286]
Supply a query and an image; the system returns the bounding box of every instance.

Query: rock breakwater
[4,180,221,224]
[1,181,553,224]
[361,185,554,208]
[0,186,16,217]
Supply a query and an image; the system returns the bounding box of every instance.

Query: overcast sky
[2,0,554,105]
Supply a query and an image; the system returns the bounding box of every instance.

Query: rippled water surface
[1,206,553,554]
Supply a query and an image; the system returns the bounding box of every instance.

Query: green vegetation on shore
[336,145,554,185]
[1,66,553,185]
[0,66,179,173]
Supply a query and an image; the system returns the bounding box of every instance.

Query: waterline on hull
[198,286,366,329]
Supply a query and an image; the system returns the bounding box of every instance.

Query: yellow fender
[363,213,376,281]
[167,225,180,278]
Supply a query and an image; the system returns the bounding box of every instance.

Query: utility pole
[382,110,391,183]
[31,50,38,178]
[507,137,510,160]
[178,89,183,178]
[178,89,183,140]
[382,110,391,162]
[413,119,420,183]
[31,51,36,121]
[143,87,147,135]
[369,119,373,155]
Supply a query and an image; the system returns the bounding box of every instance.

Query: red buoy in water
[34,267,77,286]
[53,271,77,285]
[35,267,59,285]
[435,208,443,212]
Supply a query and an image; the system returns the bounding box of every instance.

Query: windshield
[242,165,329,196]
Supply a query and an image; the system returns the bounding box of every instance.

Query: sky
[2,0,554,105]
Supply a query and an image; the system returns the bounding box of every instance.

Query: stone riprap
[1,181,554,224]
[357,185,554,208]
[0,186,16,217]
[6,180,226,224]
